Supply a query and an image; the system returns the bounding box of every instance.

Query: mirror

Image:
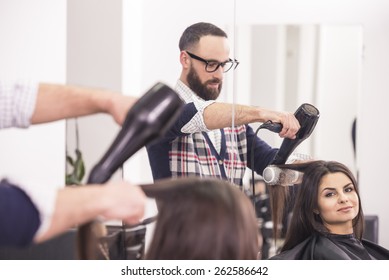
[234,24,362,180]
[66,0,237,185]
[2,0,388,261]
[65,0,237,256]
[65,0,388,255]
[66,5,363,255]
[66,5,362,184]
[232,24,362,257]
[233,0,389,251]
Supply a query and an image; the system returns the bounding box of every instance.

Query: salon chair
[363,215,379,243]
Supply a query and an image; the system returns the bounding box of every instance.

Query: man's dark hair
[179,22,228,51]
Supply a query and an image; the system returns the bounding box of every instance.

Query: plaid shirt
[169,124,248,186]
[147,81,277,186]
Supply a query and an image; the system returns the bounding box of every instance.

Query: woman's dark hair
[268,160,364,252]
[179,22,228,51]
[145,177,260,260]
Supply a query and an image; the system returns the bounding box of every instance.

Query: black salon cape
[270,233,389,260]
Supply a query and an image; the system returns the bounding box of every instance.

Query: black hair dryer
[88,82,184,184]
[271,103,320,165]
[78,82,184,260]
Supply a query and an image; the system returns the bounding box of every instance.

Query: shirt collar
[175,80,206,104]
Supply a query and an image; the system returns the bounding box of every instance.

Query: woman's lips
[337,206,353,212]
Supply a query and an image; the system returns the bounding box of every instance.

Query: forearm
[31,83,136,125]
[203,103,269,129]
[34,182,146,243]
[203,102,299,139]
[34,186,107,243]
[31,83,112,124]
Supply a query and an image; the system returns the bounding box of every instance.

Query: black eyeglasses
[186,51,239,73]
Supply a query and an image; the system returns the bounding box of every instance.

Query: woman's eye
[345,186,354,193]
[325,192,334,197]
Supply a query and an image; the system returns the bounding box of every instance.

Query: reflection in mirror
[235,24,362,173]
[234,24,362,257]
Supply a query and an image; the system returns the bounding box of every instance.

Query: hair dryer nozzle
[294,103,320,141]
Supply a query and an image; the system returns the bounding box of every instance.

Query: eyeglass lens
[206,61,234,73]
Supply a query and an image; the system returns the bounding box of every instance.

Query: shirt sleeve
[0,79,39,129]
[286,152,313,163]
[4,176,59,241]
[174,80,215,133]
[0,180,41,247]
[180,99,215,133]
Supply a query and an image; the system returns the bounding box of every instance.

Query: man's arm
[31,83,138,126]
[203,102,300,139]
[34,182,146,243]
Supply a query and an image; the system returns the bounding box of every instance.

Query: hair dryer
[270,103,319,165]
[87,82,184,184]
[77,82,184,260]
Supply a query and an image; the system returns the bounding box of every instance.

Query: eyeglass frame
[185,51,239,73]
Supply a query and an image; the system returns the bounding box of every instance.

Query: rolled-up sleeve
[180,99,215,133]
[175,80,215,133]
[0,80,39,129]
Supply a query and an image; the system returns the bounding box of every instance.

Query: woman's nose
[338,193,349,203]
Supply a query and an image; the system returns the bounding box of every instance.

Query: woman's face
[316,172,359,234]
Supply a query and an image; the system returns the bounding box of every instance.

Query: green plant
[66,118,85,185]
[66,148,85,185]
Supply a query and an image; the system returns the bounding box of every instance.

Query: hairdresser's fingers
[279,113,299,139]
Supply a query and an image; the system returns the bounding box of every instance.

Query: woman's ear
[313,209,320,215]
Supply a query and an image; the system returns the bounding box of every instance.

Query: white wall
[0,0,66,197]
[235,24,360,187]
[66,0,123,184]
[314,25,361,172]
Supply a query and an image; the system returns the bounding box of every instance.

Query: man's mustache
[206,78,221,84]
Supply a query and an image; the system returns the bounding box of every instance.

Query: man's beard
[187,66,222,101]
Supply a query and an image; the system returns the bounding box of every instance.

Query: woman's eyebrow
[320,187,336,194]
[320,183,353,193]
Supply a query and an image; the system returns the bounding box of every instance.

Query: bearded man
[146,22,300,186]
